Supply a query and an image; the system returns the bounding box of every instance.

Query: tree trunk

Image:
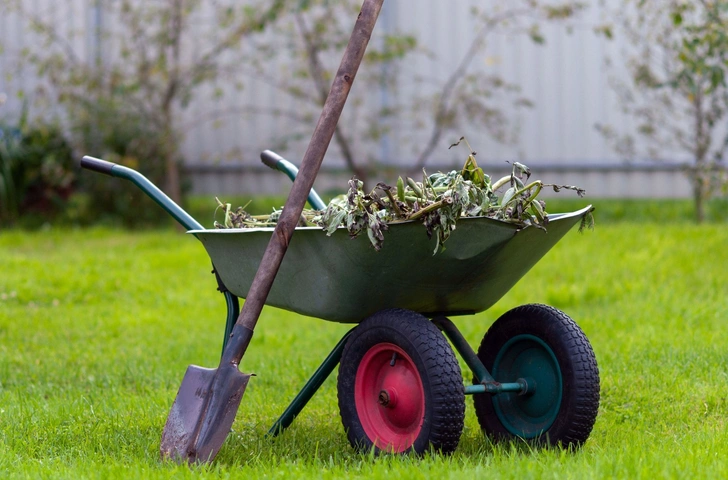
[162,0,183,206]
[295,13,367,187]
[162,112,182,205]
[693,171,706,224]
[692,92,708,224]
[164,150,182,205]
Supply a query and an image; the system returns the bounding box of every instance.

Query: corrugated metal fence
[0,0,695,198]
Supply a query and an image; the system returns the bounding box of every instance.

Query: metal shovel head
[160,364,251,464]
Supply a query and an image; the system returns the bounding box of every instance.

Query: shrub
[0,117,76,227]
[70,98,185,227]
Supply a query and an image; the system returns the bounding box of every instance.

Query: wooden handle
[223,0,385,366]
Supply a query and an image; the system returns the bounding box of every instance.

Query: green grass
[1,208,727,478]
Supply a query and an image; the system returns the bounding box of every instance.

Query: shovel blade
[160,364,251,464]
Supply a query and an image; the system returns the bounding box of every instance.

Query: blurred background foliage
[0,108,76,227]
[0,0,726,228]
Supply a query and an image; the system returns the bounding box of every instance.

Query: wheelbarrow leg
[432,316,526,395]
[268,328,355,437]
[212,267,241,356]
[221,291,240,356]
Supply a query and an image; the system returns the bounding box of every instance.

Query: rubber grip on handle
[81,156,116,176]
[260,150,283,170]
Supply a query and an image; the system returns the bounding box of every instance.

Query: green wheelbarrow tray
[190,205,593,324]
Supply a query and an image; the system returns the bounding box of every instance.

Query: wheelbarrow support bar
[267,317,528,439]
[434,316,529,395]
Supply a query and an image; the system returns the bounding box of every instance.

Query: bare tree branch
[294,10,365,180]
[412,7,557,170]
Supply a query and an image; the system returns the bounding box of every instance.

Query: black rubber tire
[337,309,465,455]
[473,304,599,448]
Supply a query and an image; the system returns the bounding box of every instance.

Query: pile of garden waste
[215,139,593,253]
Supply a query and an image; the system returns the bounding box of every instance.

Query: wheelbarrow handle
[260,150,327,211]
[80,155,204,231]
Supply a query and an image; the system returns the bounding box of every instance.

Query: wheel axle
[464,378,533,396]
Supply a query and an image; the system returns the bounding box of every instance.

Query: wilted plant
[216,139,591,253]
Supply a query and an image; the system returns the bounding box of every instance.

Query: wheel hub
[491,334,563,438]
[378,389,399,408]
[354,343,425,452]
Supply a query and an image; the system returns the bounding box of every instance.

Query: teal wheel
[473,304,599,448]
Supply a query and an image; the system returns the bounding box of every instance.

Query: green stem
[224,203,233,228]
[407,199,450,221]
[406,177,424,199]
[492,175,511,192]
[502,181,543,210]
[369,193,446,206]
[423,170,437,198]
[382,188,404,217]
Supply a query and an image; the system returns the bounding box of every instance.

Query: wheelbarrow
[80,150,600,456]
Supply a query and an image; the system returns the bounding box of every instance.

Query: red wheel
[338,309,465,455]
[355,343,425,452]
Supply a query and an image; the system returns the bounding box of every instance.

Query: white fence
[0,1,694,198]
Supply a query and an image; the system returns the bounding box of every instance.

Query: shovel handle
[223,0,385,366]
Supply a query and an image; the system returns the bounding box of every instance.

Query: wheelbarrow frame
[80,154,599,451]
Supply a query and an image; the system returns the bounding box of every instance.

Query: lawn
[1,203,727,478]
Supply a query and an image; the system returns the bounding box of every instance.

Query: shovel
[160,0,385,464]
